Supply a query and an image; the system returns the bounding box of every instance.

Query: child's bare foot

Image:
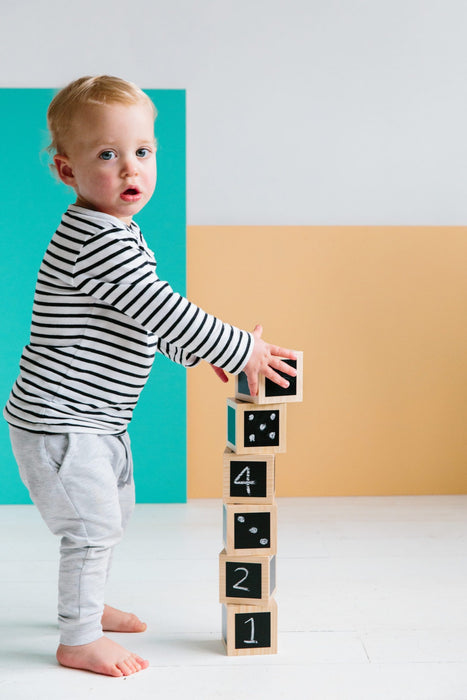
[101,604,147,633]
[56,636,149,677]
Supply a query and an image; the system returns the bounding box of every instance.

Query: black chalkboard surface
[234,512,271,550]
[265,359,297,397]
[243,409,280,448]
[236,362,298,399]
[225,561,262,599]
[230,459,267,499]
[235,611,271,649]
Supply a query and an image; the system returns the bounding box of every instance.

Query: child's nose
[121,156,138,177]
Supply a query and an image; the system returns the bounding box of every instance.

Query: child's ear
[54,154,75,186]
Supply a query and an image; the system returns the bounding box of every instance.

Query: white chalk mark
[233,567,250,592]
[243,617,258,644]
[234,466,255,495]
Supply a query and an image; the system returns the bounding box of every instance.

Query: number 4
[233,466,256,495]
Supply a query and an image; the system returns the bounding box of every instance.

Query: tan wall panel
[187,227,467,497]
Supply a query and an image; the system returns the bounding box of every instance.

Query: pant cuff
[59,618,104,646]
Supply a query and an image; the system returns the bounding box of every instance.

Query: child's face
[54,101,157,225]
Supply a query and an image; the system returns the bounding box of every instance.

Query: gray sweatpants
[9,427,135,646]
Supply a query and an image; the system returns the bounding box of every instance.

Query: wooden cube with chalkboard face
[235,351,303,405]
[222,599,278,655]
[219,549,276,605]
[223,448,275,504]
[223,503,277,556]
[226,398,286,455]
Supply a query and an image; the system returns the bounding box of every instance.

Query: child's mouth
[120,187,141,202]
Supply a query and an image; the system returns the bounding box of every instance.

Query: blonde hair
[47,75,157,155]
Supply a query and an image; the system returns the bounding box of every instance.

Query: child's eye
[136,148,150,158]
[99,151,116,161]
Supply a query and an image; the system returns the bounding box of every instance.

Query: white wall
[1,0,466,225]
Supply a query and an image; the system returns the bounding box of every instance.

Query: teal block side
[237,371,251,397]
[227,405,236,448]
[0,88,187,504]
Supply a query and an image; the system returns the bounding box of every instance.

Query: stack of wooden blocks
[220,351,303,655]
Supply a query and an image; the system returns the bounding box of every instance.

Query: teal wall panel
[0,88,187,504]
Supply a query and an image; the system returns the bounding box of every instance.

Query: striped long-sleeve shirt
[4,205,253,433]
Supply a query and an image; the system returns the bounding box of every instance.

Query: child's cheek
[98,172,117,193]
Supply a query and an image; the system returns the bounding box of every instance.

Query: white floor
[1,496,467,699]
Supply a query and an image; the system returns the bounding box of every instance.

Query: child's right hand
[243,324,297,397]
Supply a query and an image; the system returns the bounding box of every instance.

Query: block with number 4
[219,549,276,605]
[222,599,278,656]
[223,448,275,504]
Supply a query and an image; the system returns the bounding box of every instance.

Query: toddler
[3,75,296,677]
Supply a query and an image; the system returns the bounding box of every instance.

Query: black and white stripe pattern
[4,206,252,433]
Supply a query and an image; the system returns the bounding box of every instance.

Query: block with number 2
[219,549,276,605]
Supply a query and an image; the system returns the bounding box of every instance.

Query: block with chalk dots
[235,351,303,405]
[223,503,277,556]
[226,398,286,455]
[222,599,278,656]
[219,549,276,605]
[223,448,275,504]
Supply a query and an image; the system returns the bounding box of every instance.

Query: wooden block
[235,351,303,404]
[227,398,286,455]
[222,599,278,655]
[223,448,275,504]
[219,549,276,605]
[223,503,277,556]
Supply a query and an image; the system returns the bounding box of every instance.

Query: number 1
[243,617,258,644]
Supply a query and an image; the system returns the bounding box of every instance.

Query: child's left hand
[210,323,297,396]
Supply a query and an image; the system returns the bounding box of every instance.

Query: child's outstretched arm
[211,324,297,396]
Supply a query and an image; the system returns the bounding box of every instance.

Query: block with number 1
[222,599,278,656]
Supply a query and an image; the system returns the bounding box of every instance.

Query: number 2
[232,566,250,592]
[234,466,256,495]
